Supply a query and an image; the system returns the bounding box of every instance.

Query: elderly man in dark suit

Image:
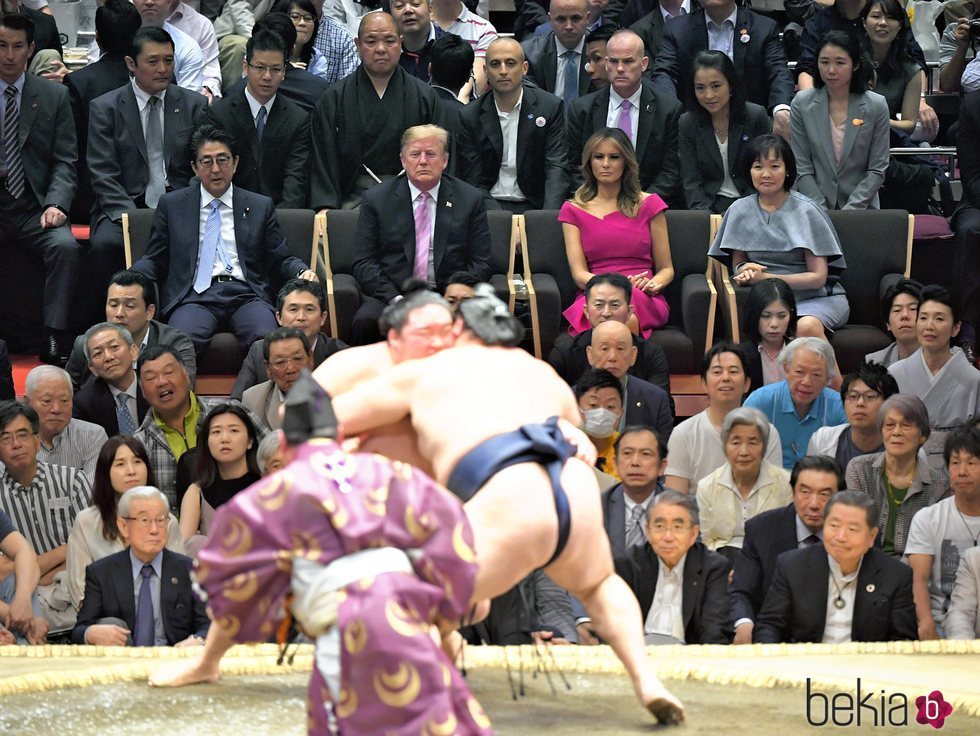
[0,13,83,365]
[615,489,732,644]
[629,0,702,62]
[350,124,493,344]
[566,29,682,203]
[730,456,842,644]
[72,486,209,647]
[754,491,918,643]
[601,425,667,559]
[202,29,310,209]
[522,0,593,102]
[131,124,317,354]
[458,38,569,213]
[649,0,794,139]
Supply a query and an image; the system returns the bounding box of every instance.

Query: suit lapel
[727,118,745,172]
[700,119,724,173]
[160,550,179,644]
[608,486,626,556]
[732,10,749,78]
[839,95,867,171]
[114,553,137,628]
[162,85,182,170]
[433,177,453,274]
[543,36,559,91]
[591,88,611,134]
[120,85,148,163]
[811,89,834,169]
[635,86,655,162]
[691,13,710,57]
[681,545,701,632]
[397,179,415,265]
[265,94,289,140]
[852,551,880,641]
[809,548,830,640]
[481,95,504,169]
[233,187,248,257]
[515,90,536,176]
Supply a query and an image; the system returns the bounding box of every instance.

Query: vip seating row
[122,208,914,379]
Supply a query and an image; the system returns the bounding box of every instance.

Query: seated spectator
[866,277,922,367]
[731,455,842,645]
[131,124,318,355]
[392,0,446,83]
[807,361,899,471]
[614,490,732,645]
[938,0,980,94]
[443,271,479,313]
[72,323,149,437]
[430,0,497,95]
[906,426,980,639]
[738,279,798,394]
[231,279,347,400]
[587,320,673,439]
[65,437,184,612]
[665,343,782,494]
[709,134,850,340]
[627,0,679,61]
[678,51,772,213]
[521,0,591,102]
[0,402,91,631]
[889,285,980,470]
[947,547,980,639]
[133,345,268,507]
[428,30,475,108]
[180,405,262,554]
[754,490,917,643]
[561,127,674,338]
[276,0,330,77]
[601,424,667,558]
[67,270,198,392]
[24,366,107,480]
[548,273,671,396]
[71,486,209,647]
[306,0,360,86]
[0,508,46,644]
[583,22,616,89]
[242,327,314,430]
[256,431,286,475]
[744,337,846,469]
[862,0,923,137]
[462,569,578,645]
[696,407,791,560]
[790,31,890,210]
[575,367,625,477]
[845,394,951,556]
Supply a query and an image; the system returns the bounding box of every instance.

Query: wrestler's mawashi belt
[446,416,575,566]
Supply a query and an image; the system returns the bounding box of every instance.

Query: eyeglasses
[844,391,881,404]
[196,154,233,169]
[246,61,286,76]
[269,354,309,370]
[0,429,35,446]
[648,521,691,535]
[287,12,315,23]
[123,515,169,529]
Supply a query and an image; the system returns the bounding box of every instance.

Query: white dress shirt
[644,553,687,643]
[407,179,441,285]
[199,184,245,281]
[606,86,643,147]
[490,90,527,202]
[244,87,276,128]
[706,9,738,61]
[822,555,863,644]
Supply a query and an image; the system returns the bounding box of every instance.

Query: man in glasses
[242,327,314,431]
[131,124,318,356]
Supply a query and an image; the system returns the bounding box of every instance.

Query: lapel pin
[31,102,38,109]
[527,113,533,120]
[446,201,452,208]
[174,108,180,114]
[171,577,179,585]
[535,116,546,127]
[865,583,875,593]
[852,118,864,127]
[740,29,750,44]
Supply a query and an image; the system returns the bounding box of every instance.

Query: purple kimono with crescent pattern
[194,438,492,735]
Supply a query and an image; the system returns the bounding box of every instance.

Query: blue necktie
[116,393,136,435]
[562,50,579,102]
[134,564,155,647]
[256,105,267,142]
[194,200,222,293]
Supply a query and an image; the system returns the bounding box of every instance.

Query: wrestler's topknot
[282,371,338,443]
[458,283,524,347]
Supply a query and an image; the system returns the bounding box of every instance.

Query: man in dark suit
[202,29,310,209]
[88,26,209,322]
[628,0,701,62]
[567,29,682,203]
[72,486,209,647]
[601,424,667,559]
[0,13,83,365]
[73,322,150,436]
[350,124,493,344]
[754,491,918,643]
[649,1,794,139]
[522,0,593,102]
[458,37,569,213]
[131,124,317,354]
[615,489,732,644]
[730,456,842,644]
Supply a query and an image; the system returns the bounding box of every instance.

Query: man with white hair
[744,337,846,470]
[24,366,107,480]
[73,323,149,437]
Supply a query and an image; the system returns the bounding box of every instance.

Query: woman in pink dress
[560,127,674,337]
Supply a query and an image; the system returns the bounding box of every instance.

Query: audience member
[615,490,731,644]
[67,270,198,392]
[567,30,682,202]
[522,0,592,101]
[866,277,922,367]
[0,402,91,631]
[696,407,791,560]
[938,0,980,94]
[309,12,443,210]
[665,343,782,494]
[232,279,347,399]
[132,125,316,355]
[72,324,149,437]
[209,0,262,93]
[0,13,82,365]
[889,285,980,470]
[276,0,330,77]
[650,0,793,140]
[256,430,286,475]
[710,134,849,339]
[429,0,497,95]
[242,327,313,430]
[71,486,209,646]
[443,271,479,312]
[561,128,674,337]
[678,51,772,213]
[349,125,492,344]
[862,0,922,137]
[392,0,445,82]
[583,22,616,88]
[24,366,107,480]
[601,425,667,558]
[133,345,267,506]
[462,569,578,645]
[807,361,899,471]
[951,89,980,338]
[730,455,842,644]
[906,426,980,639]
[65,436,183,612]
[627,0,697,60]
[753,490,917,643]
[738,279,798,394]
[0,508,45,644]
[202,28,311,208]
[458,37,570,212]
[428,31,474,106]
[845,394,951,556]
[308,0,360,85]
[947,547,980,639]
[574,367,625,477]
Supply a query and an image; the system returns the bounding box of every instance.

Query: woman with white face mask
[574,368,625,479]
